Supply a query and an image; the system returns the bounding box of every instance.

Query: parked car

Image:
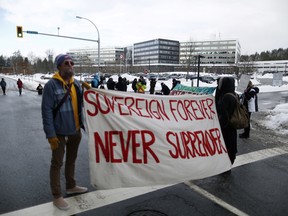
[199,76,215,84]
[147,73,158,80]
[158,74,170,80]
[186,74,198,80]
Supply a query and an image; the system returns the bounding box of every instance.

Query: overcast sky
[1,0,288,59]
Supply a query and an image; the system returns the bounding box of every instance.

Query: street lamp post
[76,16,100,73]
[148,58,151,72]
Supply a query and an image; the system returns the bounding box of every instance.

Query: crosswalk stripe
[2,146,287,216]
[185,182,249,216]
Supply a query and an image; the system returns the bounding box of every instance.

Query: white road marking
[2,147,288,216]
[232,146,288,168]
[185,181,249,216]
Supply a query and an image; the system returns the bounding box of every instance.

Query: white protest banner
[83,89,231,189]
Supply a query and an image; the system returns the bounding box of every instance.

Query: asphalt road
[0,81,287,216]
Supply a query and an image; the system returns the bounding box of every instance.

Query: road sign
[26,31,39,34]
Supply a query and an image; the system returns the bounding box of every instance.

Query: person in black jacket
[0,78,6,95]
[115,76,127,91]
[171,78,181,90]
[161,82,170,95]
[149,78,157,94]
[36,84,43,95]
[106,77,116,90]
[215,77,238,165]
[132,78,137,93]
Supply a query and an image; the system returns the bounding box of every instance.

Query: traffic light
[17,26,23,38]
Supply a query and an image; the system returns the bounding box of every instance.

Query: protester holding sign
[215,77,238,165]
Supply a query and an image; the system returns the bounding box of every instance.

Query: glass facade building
[133,39,180,66]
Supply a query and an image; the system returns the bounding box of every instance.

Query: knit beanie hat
[55,54,72,68]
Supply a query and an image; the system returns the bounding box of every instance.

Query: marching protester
[17,78,23,95]
[0,78,6,95]
[215,77,238,165]
[36,84,43,95]
[41,54,88,210]
[239,81,260,138]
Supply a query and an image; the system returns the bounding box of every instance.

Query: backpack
[226,93,249,129]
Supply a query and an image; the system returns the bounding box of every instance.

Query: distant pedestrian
[123,77,129,91]
[115,76,128,91]
[106,77,116,90]
[149,78,157,94]
[239,81,260,139]
[0,78,6,95]
[36,84,43,95]
[161,82,170,95]
[91,74,100,88]
[132,78,137,93]
[136,76,146,93]
[171,78,180,90]
[17,78,23,95]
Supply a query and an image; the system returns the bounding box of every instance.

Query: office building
[180,39,241,65]
[133,38,180,72]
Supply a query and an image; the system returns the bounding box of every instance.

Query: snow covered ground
[1,72,287,134]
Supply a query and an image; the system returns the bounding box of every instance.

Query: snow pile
[263,103,288,134]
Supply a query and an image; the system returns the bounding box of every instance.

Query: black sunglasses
[64,61,74,66]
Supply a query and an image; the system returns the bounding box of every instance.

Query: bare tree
[239,56,255,76]
[180,39,196,80]
[45,49,54,72]
[11,50,24,74]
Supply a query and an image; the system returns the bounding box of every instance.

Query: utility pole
[197,55,205,87]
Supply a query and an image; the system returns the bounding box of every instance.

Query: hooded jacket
[215,77,238,164]
[91,75,100,88]
[41,72,84,138]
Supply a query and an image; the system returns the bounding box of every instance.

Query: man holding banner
[42,54,88,210]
